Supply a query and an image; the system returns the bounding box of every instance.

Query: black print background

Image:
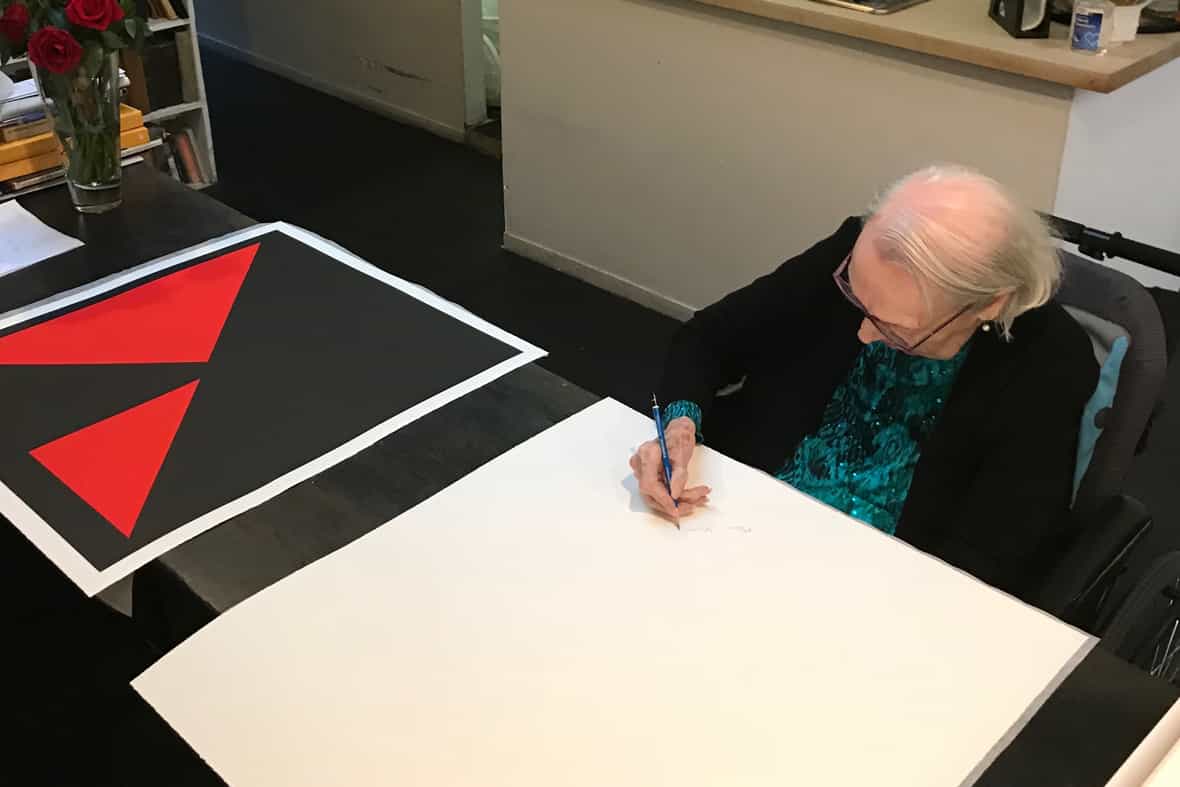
[0,232,518,570]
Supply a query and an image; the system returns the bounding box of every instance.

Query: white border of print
[0,223,546,595]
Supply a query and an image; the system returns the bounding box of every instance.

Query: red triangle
[30,380,200,537]
[0,244,259,365]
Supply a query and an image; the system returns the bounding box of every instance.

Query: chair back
[1056,252,1168,515]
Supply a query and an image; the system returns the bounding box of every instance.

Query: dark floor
[12,43,1180,786]
[4,523,218,786]
[201,58,676,415]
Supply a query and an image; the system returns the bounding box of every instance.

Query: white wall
[194,0,471,139]
[462,0,488,127]
[1055,56,1180,290]
[501,0,1073,316]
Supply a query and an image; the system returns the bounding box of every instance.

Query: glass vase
[33,52,123,214]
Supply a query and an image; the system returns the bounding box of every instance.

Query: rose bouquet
[0,0,145,212]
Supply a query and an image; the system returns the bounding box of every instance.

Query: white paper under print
[0,222,545,594]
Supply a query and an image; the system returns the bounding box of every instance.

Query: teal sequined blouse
[667,341,968,536]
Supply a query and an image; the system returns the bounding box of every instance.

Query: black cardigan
[659,217,1098,599]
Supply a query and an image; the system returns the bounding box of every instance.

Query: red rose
[65,0,125,31]
[28,27,84,75]
[0,3,29,44]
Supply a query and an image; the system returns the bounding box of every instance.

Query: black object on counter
[990,0,1053,37]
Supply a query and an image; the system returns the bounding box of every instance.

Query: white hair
[866,164,1061,340]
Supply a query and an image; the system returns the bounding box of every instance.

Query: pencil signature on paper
[681,525,752,535]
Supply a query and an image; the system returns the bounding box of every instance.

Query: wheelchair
[1033,214,1180,666]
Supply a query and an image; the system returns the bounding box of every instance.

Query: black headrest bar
[1041,213,1180,279]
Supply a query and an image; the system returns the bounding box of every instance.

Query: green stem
[49,56,121,188]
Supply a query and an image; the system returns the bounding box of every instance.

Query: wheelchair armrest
[1035,494,1152,628]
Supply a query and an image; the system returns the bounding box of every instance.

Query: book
[1,154,146,197]
[120,103,145,131]
[165,150,180,181]
[0,125,150,182]
[169,128,201,184]
[2,73,131,122]
[165,132,185,181]
[0,76,42,104]
[0,110,45,128]
[138,37,184,110]
[0,129,57,165]
[158,0,179,20]
[145,124,169,171]
[0,105,144,165]
[180,128,207,182]
[0,116,51,143]
[120,50,151,113]
[2,166,67,193]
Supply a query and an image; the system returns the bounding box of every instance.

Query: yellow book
[0,130,58,165]
[119,103,145,131]
[0,105,146,166]
[0,125,151,182]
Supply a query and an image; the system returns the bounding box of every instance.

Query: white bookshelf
[144,101,204,123]
[148,18,190,33]
[132,2,218,187]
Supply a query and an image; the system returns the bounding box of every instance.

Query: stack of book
[0,104,151,195]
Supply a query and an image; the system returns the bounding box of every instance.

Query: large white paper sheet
[0,222,545,594]
[135,399,1092,787]
[0,202,83,275]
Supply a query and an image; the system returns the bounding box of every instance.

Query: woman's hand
[629,416,711,521]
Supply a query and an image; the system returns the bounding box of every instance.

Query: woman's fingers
[634,443,675,516]
[643,494,695,520]
[630,439,709,521]
[640,478,679,518]
[668,466,688,498]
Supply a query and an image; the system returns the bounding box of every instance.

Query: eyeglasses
[833,254,974,354]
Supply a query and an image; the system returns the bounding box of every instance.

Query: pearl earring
[981,322,992,333]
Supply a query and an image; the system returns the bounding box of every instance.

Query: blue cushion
[1073,335,1129,502]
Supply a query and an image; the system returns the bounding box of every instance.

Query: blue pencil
[650,394,679,527]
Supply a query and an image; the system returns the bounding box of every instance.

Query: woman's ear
[978,291,1012,322]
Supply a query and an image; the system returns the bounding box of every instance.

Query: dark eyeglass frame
[833,254,975,354]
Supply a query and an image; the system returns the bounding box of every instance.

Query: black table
[5,166,254,316]
[13,168,1180,787]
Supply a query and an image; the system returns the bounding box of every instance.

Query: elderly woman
[630,165,1098,598]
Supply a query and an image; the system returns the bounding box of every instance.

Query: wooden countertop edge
[1107,43,1180,90]
[694,0,1180,92]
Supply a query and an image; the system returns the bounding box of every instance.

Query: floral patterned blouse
[666,340,968,536]
[775,341,968,534]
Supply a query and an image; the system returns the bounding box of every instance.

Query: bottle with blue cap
[1070,0,1112,54]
